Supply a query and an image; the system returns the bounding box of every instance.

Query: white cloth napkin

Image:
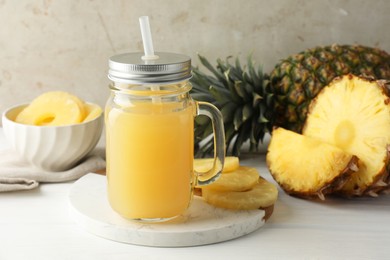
[0,148,106,192]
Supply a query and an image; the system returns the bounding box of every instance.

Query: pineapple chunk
[201,166,259,192]
[83,103,103,122]
[202,177,278,210]
[267,128,359,200]
[15,91,86,126]
[303,75,390,196]
[194,156,239,173]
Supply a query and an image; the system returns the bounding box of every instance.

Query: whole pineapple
[191,44,390,156]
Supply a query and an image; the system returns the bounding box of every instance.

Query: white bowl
[2,103,104,172]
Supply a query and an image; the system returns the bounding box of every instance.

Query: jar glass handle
[195,101,225,185]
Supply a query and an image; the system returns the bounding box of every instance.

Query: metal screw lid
[108,52,192,84]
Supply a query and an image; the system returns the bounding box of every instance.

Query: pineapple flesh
[194,156,239,173]
[303,75,390,196]
[83,103,103,122]
[194,157,278,211]
[201,166,260,192]
[16,91,86,126]
[202,177,278,210]
[267,127,359,200]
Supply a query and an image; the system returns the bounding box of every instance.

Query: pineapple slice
[303,75,390,196]
[194,156,239,173]
[202,177,278,210]
[201,166,259,192]
[83,103,103,122]
[15,91,86,126]
[267,127,359,200]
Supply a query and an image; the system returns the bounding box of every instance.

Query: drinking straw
[139,16,159,60]
[139,16,161,102]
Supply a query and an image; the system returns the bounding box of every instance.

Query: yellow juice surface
[106,101,194,219]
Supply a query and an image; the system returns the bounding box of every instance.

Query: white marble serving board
[68,173,266,247]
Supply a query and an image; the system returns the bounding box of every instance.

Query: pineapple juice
[105,101,194,220]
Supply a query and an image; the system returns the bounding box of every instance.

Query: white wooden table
[0,128,389,260]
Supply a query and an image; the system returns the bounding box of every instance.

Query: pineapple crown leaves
[190,54,273,157]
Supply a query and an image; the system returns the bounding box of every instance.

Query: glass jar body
[105,81,196,221]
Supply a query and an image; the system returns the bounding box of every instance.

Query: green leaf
[209,85,230,103]
[248,55,259,80]
[233,106,243,131]
[220,102,237,123]
[234,80,250,102]
[198,54,226,84]
[191,69,211,90]
[228,59,243,81]
[244,81,254,96]
[258,113,269,123]
[266,93,274,106]
[252,93,263,107]
[216,58,229,73]
[192,69,224,91]
[191,93,215,103]
[242,104,253,121]
[196,139,214,157]
[250,119,258,145]
[247,55,264,93]
[235,57,243,77]
[201,123,213,139]
[195,115,210,125]
[232,121,251,156]
[224,70,241,103]
[224,124,237,152]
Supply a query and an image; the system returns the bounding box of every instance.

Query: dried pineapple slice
[202,177,278,210]
[15,91,86,126]
[83,103,102,122]
[201,166,259,192]
[194,156,239,173]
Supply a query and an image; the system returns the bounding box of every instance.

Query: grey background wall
[1,0,389,117]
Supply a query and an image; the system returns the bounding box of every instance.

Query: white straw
[139,16,159,60]
[139,16,161,103]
